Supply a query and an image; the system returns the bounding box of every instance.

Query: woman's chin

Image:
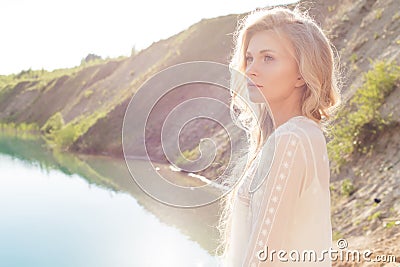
[248,92,267,104]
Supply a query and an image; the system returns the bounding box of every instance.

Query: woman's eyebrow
[246,48,277,55]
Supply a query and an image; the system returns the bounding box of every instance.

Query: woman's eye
[245,56,253,63]
[264,55,273,61]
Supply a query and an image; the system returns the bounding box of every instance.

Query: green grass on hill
[0,55,126,92]
[327,59,400,173]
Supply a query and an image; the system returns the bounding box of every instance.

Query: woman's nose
[245,61,258,77]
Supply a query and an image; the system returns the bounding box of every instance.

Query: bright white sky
[0,0,298,75]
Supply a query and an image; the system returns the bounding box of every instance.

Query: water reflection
[0,135,222,266]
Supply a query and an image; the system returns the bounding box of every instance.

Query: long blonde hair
[215,3,342,262]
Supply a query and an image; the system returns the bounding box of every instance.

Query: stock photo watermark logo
[256,238,398,264]
[122,61,272,208]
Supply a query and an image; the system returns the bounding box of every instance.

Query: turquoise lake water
[0,135,221,267]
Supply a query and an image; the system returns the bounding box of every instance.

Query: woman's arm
[243,132,307,266]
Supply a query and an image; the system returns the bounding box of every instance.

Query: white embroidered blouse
[222,116,333,267]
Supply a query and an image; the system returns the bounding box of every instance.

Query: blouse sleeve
[242,131,307,266]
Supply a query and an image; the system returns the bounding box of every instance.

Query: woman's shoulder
[272,116,326,147]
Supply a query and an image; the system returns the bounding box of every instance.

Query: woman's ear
[295,76,305,88]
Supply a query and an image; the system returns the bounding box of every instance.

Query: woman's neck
[270,103,303,129]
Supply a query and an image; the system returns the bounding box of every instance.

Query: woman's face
[245,30,305,104]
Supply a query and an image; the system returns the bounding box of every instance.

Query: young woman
[217,5,342,267]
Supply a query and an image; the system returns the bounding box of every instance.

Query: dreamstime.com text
[256,239,397,263]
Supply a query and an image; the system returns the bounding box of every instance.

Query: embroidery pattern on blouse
[244,132,302,267]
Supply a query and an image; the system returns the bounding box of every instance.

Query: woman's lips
[247,83,263,89]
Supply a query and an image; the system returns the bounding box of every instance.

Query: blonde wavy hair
[215,3,342,263]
